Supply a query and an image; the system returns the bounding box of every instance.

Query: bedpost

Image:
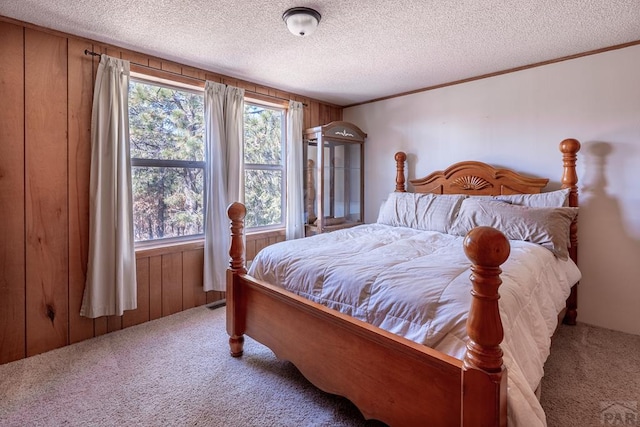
[462,226,510,427]
[395,151,407,192]
[227,202,247,357]
[560,138,580,325]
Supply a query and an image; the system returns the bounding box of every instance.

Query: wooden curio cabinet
[303,121,366,235]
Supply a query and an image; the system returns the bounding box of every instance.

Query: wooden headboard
[412,161,549,195]
[394,138,581,324]
[394,154,550,196]
[394,140,580,203]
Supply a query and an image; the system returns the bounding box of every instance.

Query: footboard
[226,203,509,426]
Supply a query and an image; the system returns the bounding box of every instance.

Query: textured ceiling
[1,0,639,106]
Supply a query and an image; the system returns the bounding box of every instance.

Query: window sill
[246,228,285,238]
[134,228,286,259]
[135,238,204,259]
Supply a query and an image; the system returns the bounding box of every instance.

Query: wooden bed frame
[225,139,580,426]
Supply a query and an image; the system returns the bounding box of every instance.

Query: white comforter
[248,224,581,426]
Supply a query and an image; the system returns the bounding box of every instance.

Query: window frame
[129,74,206,246]
[243,100,287,232]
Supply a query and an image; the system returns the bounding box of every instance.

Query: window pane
[132,166,204,241]
[129,81,204,161]
[244,104,283,165]
[245,169,282,228]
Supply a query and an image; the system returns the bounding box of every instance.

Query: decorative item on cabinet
[303,121,366,236]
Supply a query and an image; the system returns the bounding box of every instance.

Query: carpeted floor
[0,306,638,426]
[541,321,640,427]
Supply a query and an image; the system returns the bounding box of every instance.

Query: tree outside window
[129,79,205,242]
[244,103,285,229]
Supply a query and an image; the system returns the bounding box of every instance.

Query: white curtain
[81,54,137,318]
[286,100,305,240]
[203,82,245,292]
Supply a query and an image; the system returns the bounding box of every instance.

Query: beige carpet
[541,321,640,427]
[0,306,638,426]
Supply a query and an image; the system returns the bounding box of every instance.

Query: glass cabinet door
[321,141,361,224]
[303,122,366,235]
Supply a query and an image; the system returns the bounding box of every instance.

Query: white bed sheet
[248,224,581,426]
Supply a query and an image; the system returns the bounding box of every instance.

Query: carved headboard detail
[396,159,549,196]
[451,175,492,192]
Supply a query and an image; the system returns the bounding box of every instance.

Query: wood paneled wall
[0,17,341,364]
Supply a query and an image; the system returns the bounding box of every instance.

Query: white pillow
[449,198,578,260]
[377,192,467,233]
[492,188,571,208]
[376,192,419,228]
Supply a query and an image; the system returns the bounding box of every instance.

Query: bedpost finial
[559,138,581,155]
[559,138,580,194]
[227,202,246,221]
[463,226,510,268]
[463,226,509,374]
[394,151,406,162]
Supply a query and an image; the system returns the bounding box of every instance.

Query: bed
[225,139,581,426]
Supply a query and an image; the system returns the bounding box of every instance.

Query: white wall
[344,45,640,335]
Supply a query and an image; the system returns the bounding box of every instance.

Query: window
[243,102,286,229]
[129,77,205,242]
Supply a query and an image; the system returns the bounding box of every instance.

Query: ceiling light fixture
[282,7,321,37]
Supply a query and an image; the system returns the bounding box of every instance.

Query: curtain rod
[83,50,307,107]
[84,49,101,58]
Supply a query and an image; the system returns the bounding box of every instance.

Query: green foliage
[243,104,284,228]
[244,104,282,165]
[129,82,204,161]
[245,169,282,228]
[129,81,204,241]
